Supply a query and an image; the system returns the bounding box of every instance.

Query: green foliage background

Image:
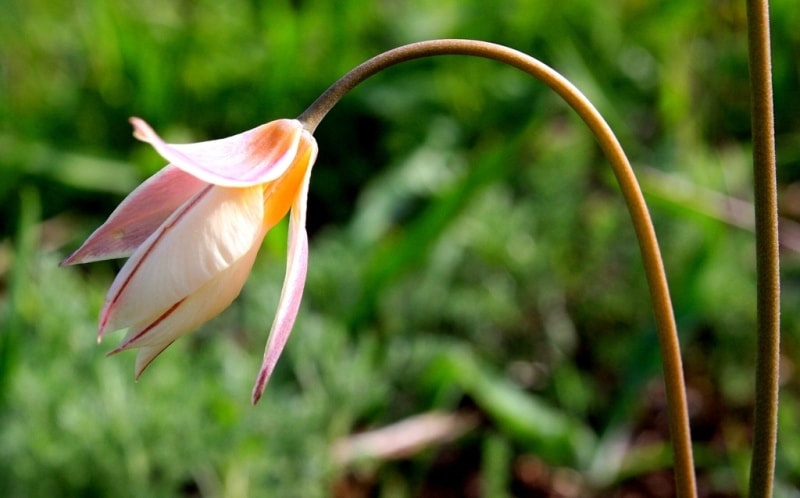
[1,0,800,496]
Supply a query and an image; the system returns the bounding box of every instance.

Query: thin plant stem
[746,0,780,496]
[299,39,697,497]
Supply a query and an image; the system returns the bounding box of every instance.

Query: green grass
[1,0,799,496]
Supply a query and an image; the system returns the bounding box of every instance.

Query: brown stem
[299,39,697,497]
[746,1,780,496]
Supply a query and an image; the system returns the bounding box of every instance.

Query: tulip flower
[61,117,317,404]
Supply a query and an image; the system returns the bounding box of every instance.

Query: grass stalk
[745,1,780,496]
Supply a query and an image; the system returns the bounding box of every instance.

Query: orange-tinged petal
[67,115,322,401]
[130,117,305,187]
[262,130,318,229]
[251,150,315,405]
[61,165,207,265]
[99,184,265,336]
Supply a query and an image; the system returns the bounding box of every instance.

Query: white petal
[100,184,265,335]
[112,233,266,378]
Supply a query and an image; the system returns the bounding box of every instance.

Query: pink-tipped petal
[251,222,307,405]
[130,117,304,187]
[61,166,207,265]
[251,164,314,405]
[99,184,265,337]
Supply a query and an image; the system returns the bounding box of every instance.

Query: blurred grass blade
[349,136,523,331]
[0,187,41,408]
[640,166,800,253]
[0,134,140,195]
[428,347,596,468]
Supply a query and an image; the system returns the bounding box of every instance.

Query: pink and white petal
[251,165,314,405]
[109,232,260,379]
[61,166,207,265]
[112,233,265,377]
[114,240,260,350]
[100,184,265,336]
[130,117,304,187]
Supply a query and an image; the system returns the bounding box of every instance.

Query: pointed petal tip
[134,342,173,380]
[60,249,126,267]
[105,346,122,357]
[60,248,99,266]
[133,361,147,381]
[129,116,153,142]
[102,330,136,356]
[96,321,108,344]
[251,372,269,406]
[59,254,75,267]
[97,313,111,340]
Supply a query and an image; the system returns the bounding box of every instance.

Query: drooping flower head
[62,117,317,404]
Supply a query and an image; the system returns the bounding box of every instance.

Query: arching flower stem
[299,39,697,498]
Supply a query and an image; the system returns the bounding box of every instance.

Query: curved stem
[299,39,696,497]
[746,1,780,496]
